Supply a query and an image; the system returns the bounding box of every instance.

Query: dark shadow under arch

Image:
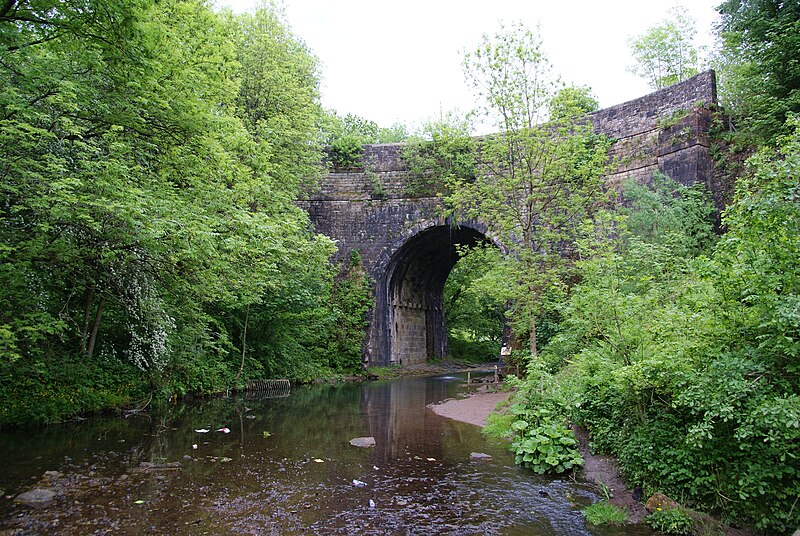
[370,221,502,366]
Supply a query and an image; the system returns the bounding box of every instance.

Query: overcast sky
[215,1,721,131]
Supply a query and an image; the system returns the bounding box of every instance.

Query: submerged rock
[349,437,376,448]
[15,488,56,508]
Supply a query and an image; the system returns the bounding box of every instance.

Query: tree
[401,110,476,197]
[321,112,407,145]
[448,22,612,359]
[716,0,800,145]
[0,0,342,423]
[548,85,599,122]
[627,6,701,89]
[319,111,408,169]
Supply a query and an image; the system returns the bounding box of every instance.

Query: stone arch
[368,218,504,367]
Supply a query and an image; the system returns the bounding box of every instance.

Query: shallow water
[0,374,653,535]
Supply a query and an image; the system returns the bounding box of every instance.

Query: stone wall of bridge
[299,71,721,367]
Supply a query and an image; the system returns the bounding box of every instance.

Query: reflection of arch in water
[360,378,448,464]
[370,218,506,367]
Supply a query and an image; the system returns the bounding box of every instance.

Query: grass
[584,500,628,526]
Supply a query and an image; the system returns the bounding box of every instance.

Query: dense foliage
[467,9,800,533]
[716,0,800,145]
[505,129,800,532]
[0,0,370,426]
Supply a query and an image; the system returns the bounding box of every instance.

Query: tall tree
[716,0,800,144]
[627,6,701,89]
[448,22,612,359]
[0,0,339,423]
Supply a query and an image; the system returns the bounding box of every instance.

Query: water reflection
[0,375,653,535]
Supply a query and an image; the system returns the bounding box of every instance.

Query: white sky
[215,0,721,131]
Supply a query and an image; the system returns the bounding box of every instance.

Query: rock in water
[470,452,492,461]
[15,489,57,508]
[349,437,376,448]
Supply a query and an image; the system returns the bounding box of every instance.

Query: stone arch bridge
[300,71,722,368]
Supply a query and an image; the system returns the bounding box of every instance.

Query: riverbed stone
[349,436,376,448]
[15,488,57,508]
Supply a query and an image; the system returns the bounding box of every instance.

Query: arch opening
[372,223,500,366]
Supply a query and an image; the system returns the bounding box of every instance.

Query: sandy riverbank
[428,388,511,427]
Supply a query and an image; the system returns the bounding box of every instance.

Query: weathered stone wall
[590,71,718,204]
[299,71,720,367]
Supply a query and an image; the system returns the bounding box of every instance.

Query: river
[0,373,653,535]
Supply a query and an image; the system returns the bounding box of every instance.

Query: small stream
[0,373,653,535]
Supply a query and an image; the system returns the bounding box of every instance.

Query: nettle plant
[509,405,584,474]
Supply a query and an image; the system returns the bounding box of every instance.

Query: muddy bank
[571,426,649,523]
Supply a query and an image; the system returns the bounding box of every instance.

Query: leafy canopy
[0,0,368,425]
[627,6,701,89]
[715,0,800,145]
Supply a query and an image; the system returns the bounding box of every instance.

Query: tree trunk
[86,296,106,360]
[529,288,538,359]
[235,304,250,387]
[80,288,94,356]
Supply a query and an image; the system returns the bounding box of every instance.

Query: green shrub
[647,508,694,535]
[509,406,583,474]
[329,136,364,168]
